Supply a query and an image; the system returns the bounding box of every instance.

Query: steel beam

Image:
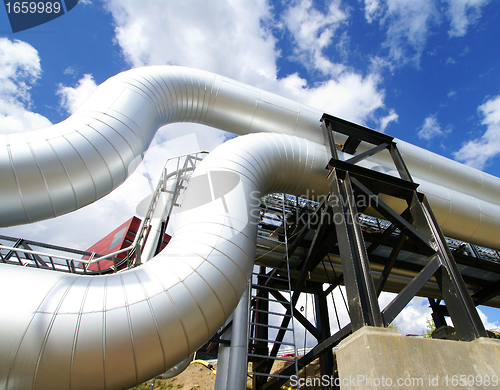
[314,283,334,380]
[381,255,441,326]
[327,168,383,330]
[415,195,487,340]
[376,232,407,296]
[428,298,448,329]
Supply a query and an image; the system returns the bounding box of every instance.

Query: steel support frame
[251,114,490,389]
[415,194,487,339]
[327,168,383,330]
[321,113,487,341]
[313,282,334,379]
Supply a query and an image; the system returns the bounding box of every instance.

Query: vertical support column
[328,169,382,331]
[313,283,334,381]
[214,317,232,390]
[227,284,250,390]
[321,119,339,160]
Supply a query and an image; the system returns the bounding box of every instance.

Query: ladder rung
[249,337,295,346]
[277,266,292,272]
[253,266,290,273]
[251,296,283,304]
[252,270,288,278]
[248,371,292,379]
[251,284,290,293]
[249,322,293,331]
[262,267,290,274]
[250,308,292,317]
[248,353,296,362]
[252,274,288,283]
[255,276,288,286]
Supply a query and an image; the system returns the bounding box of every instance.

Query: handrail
[122,150,208,267]
[0,245,86,263]
[0,151,209,274]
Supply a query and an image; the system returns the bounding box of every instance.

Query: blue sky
[1,0,500,336]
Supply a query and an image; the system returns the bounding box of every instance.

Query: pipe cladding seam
[1,66,500,248]
[0,133,328,390]
[1,66,500,390]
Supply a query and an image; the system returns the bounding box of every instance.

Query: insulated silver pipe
[1,66,500,390]
[1,66,500,249]
[0,133,330,390]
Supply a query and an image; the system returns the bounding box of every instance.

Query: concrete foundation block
[336,326,500,389]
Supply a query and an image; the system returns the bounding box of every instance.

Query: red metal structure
[84,216,171,271]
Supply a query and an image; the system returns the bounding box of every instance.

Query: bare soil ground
[129,355,333,390]
[130,362,217,390]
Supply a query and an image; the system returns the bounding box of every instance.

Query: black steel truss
[248,114,494,390]
[321,113,487,340]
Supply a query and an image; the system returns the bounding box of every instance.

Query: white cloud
[281,0,348,76]
[56,74,98,114]
[363,0,444,67]
[297,72,386,126]
[364,0,383,23]
[379,108,398,132]
[454,95,500,169]
[477,308,499,331]
[0,38,52,134]
[381,0,440,67]
[445,0,490,37]
[378,294,434,336]
[103,0,394,141]
[0,38,40,93]
[0,100,52,134]
[418,114,444,140]
[363,0,488,67]
[392,297,433,335]
[105,0,278,87]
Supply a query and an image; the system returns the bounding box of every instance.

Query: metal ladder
[127,151,208,266]
[248,194,300,389]
[162,152,207,225]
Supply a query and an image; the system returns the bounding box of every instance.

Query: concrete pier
[336,327,500,389]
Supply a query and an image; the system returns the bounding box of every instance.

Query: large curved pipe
[1,66,500,390]
[1,66,500,249]
[0,133,328,390]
